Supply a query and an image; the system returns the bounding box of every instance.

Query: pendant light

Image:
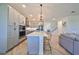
[39,4,44,31]
[40,4,43,21]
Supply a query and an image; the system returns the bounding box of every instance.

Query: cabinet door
[8,6,14,25]
[13,9,19,46]
[7,6,15,50]
[19,14,22,25]
[0,4,8,53]
[74,40,79,55]
[7,6,19,50]
[27,36,39,55]
[19,14,25,25]
[60,36,73,54]
[23,16,25,25]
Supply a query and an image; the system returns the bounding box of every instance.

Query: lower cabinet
[59,36,73,54]
[59,35,79,55]
[74,40,79,55]
[27,36,39,55]
[7,29,19,50]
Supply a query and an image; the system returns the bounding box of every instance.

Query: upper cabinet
[9,6,25,26]
[19,14,25,26]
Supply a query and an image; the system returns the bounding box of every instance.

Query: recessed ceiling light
[22,4,26,8]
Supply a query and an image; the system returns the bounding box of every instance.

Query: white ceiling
[9,3,79,21]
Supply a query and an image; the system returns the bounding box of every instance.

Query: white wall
[62,15,79,34]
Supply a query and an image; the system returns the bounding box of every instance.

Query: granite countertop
[26,27,37,31]
[61,33,79,41]
[26,31,48,37]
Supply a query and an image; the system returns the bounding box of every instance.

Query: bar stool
[43,31,52,54]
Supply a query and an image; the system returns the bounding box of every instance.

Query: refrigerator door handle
[14,22,16,30]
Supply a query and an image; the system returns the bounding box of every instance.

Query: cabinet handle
[14,28,16,30]
[14,22,16,30]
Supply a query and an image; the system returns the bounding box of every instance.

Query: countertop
[26,27,37,31]
[26,31,48,37]
[61,33,79,41]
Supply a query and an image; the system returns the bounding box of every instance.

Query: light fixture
[22,4,26,8]
[38,14,44,19]
[52,18,56,21]
[38,4,44,31]
[29,14,33,17]
[32,18,35,21]
[40,4,43,21]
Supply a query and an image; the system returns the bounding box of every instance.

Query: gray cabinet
[74,40,79,55]
[20,15,25,25]
[59,34,79,55]
[0,4,8,53]
[0,4,24,53]
[59,36,73,54]
[7,6,19,50]
[27,36,39,55]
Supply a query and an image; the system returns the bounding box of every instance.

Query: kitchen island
[26,31,48,55]
[59,33,79,55]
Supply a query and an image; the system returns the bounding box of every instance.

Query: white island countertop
[26,27,37,31]
[26,31,48,37]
